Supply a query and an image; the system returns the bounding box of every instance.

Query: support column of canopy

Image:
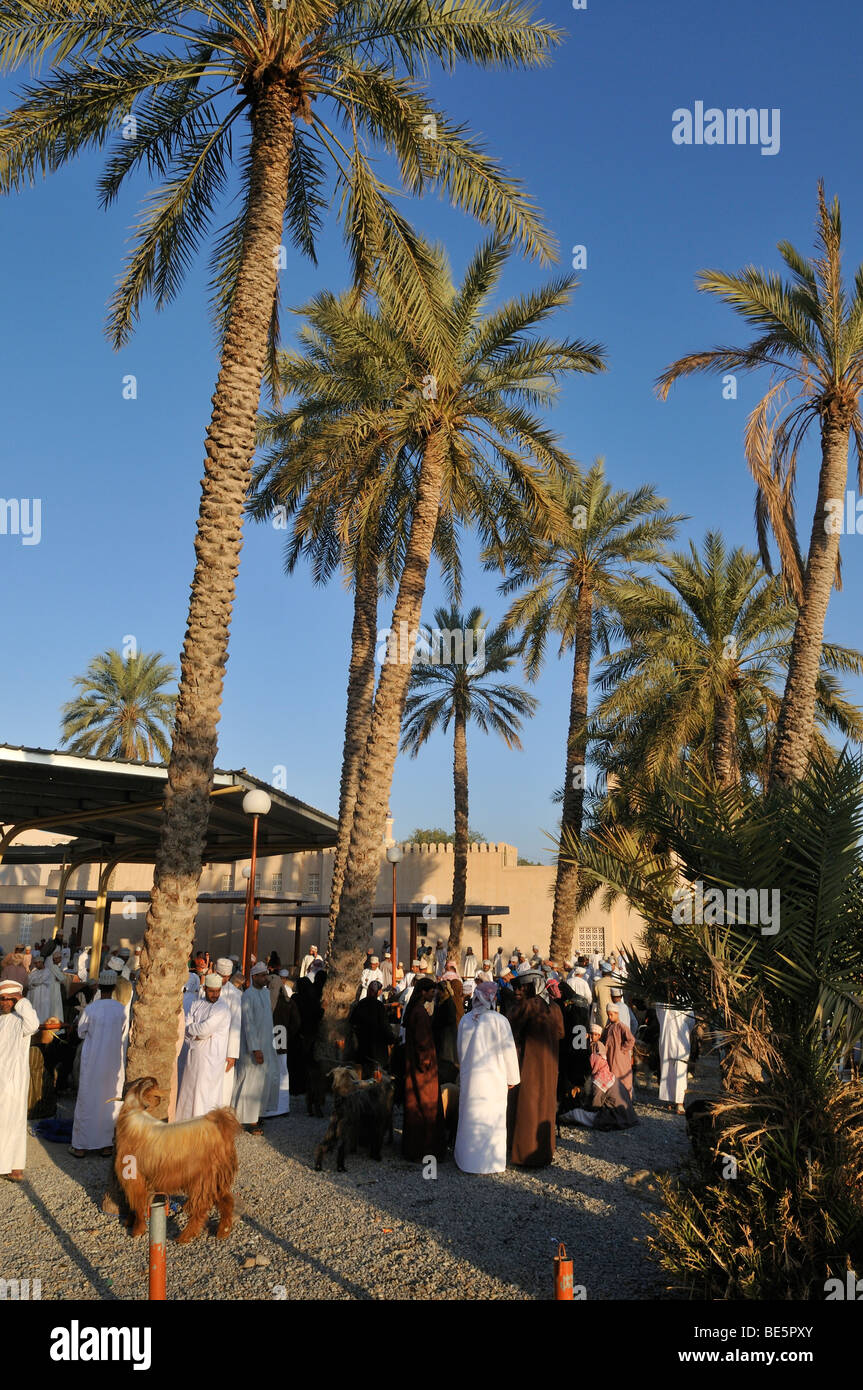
[89,857,122,982]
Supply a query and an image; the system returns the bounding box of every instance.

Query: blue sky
[1,0,862,861]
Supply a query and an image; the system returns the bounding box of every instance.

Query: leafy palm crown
[590,531,863,787]
[492,458,680,677]
[401,604,538,754]
[0,0,561,351]
[251,237,607,590]
[60,648,177,761]
[656,181,863,600]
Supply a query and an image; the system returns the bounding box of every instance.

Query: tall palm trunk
[326,551,379,950]
[325,430,446,1025]
[770,413,850,789]
[126,83,296,1109]
[713,682,740,789]
[549,583,592,964]
[447,706,469,959]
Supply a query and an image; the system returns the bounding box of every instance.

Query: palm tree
[60,649,177,761]
[490,458,679,963]
[591,532,863,792]
[0,0,560,1095]
[249,449,398,948]
[248,290,464,946]
[323,238,606,1018]
[657,182,863,790]
[401,605,537,956]
[565,753,863,1297]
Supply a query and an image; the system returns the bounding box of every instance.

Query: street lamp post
[386,844,403,995]
[241,789,271,980]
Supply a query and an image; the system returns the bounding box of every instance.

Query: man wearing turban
[0,980,40,1179]
[71,970,127,1156]
[176,974,231,1120]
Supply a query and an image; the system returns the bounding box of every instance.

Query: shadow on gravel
[18,1177,120,1300]
[254,1091,691,1300]
[240,1210,371,1299]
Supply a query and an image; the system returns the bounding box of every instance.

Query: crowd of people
[0,931,701,1186]
[343,940,700,1175]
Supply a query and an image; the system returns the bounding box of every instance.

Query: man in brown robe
[602,1003,636,1097]
[506,976,564,1168]
[402,978,445,1162]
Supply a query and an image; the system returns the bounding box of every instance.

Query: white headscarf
[471,980,498,1013]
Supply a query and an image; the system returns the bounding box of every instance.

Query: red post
[481,914,489,963]
[553,1243,574,1300]
[149,1195,167,1300]
[242,814,260,980]
[390,861,398,988]
[250,899,260,972]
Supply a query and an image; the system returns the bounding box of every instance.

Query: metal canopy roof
[0,744,337,866]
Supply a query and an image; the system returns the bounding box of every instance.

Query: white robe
[72,999,128,1150]
[358,966,383,1000]
[232,985,279,1124]
[462,953,478,979]
[26,968,52,1023]
[299,954,318,978]
[454,1007,520,1174]
[0,997,40,1173]
[176,997,231,1120]
[176,989,199,1095]
[491,951,505,979]
[262,1048,291,1117]
[656,1003,696,1104]
[262,979,293,1116]
[220,981,244,1107]
[567,973,593,1006]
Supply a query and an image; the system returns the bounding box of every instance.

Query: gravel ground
[0,1072,709,1302]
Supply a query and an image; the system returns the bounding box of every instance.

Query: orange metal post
[553,1243,574,1300]
[390,860,398,988]
[149,1195,167,1300]
[242,814,260,980]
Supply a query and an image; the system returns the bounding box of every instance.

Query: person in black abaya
[431,977,460,1085]
[349,980,395,1078]
[289,976,323,1095]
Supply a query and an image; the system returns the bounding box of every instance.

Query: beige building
[0,742,643,967]
[1,830,645,968]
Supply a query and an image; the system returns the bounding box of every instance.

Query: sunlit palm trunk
[326,431,446,1025]
[549,584,592,964]
[326,552,379,951]
[713,683,740,789]
[447,708,469,959]
[126,84,296,1110]
[770,416,850,789]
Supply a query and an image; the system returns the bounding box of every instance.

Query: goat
[314,1067,394,1172]
[114,1076,241,1244]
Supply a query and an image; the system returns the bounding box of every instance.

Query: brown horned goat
[114,1076,241,1244]
[314,1067,394,1172]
